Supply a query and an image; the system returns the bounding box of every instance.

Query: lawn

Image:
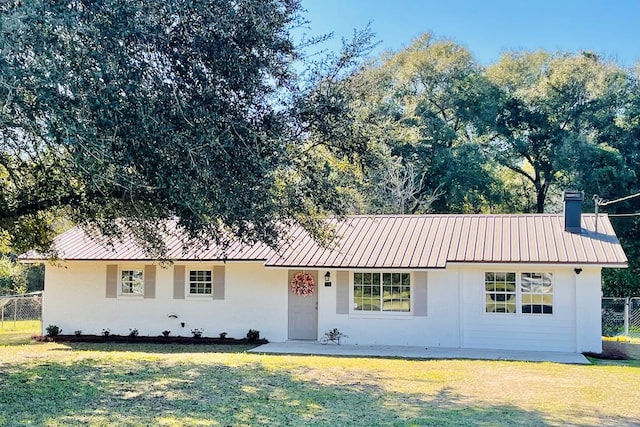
[0,320,41,346]
[1,332,639,426]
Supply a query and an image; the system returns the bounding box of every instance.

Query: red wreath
[291,272,315,296]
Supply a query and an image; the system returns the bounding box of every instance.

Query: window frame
[187,269,213,297]
[120,267,144,297]
[351,271,412,316]
[484,271,554,316]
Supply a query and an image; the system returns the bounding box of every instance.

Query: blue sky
[297,0,640,67]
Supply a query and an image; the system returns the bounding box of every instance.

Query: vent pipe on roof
[564,190,584,234]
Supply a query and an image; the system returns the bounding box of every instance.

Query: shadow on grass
[0,332,39,347]
[1,356,637,426]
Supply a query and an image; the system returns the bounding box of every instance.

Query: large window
[121,269,144,295]
[353,272,410,312]
[485,272,553,314]
[189,270,212,295]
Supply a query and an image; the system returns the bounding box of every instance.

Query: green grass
[0,320,41,345]
[1,334,640,426]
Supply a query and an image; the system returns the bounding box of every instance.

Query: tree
[485,51,633,212]
[0,0,373,255]
[599,66,640,297]
[342,33,501,214]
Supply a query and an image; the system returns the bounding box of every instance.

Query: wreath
[291,272,315,296]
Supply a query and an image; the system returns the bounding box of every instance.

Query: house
[21,191,627,353]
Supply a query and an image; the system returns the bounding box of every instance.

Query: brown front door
[288,270,318,340]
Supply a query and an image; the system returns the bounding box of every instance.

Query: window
[189,270,212,295]
[353,272,410,312]
[521,272,553,314]
[485,272,553,315]
[485,272,516,313]
[121,269,143,295]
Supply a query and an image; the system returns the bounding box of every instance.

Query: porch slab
[249,341,590,364]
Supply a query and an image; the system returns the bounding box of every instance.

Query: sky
[297,0,640,68]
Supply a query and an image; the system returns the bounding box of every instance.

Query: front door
[288,270,318,340]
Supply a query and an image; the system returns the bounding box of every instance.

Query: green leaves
[0,0,375,255]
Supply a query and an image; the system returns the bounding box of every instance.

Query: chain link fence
[602,297,640,339]
[0,292,42,330]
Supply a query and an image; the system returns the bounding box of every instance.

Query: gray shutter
[106,265,118,298]
[336,271,349,314]
[413,271,428,316]
[173,265,185,299]
[212,265,225,300]
[144,265,156,299]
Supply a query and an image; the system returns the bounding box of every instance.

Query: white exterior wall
[459,265,600,352]
[575,267,603,353]
[318,265,603,352]
[317,269,461,347]
[43,261,603,352]
[43,261,288,341]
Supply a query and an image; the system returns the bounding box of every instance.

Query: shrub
[45,324,62,337]
[161,330,171,338]
[128,328,139,338]
[246,329,260,342]
[219,332,227,339]
[191,328,204,338]
[101,328,111,337]
[74,330,82,336]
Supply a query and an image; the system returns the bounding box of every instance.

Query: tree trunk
[535,182,548,213]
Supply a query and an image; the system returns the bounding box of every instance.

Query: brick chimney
[564,190,584,233]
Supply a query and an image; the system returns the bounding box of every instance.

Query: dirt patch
[34,335,268,345]
[584,340,640,360]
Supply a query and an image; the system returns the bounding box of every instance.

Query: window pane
[382,273,391,287]
[372,273,381,287]
[354,273,363,285]
[392,273,400,286]
[372,285,380,297]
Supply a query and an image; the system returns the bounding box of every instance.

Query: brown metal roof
[20,214,628,268]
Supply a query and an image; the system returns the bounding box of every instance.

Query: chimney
[563,190,584,233]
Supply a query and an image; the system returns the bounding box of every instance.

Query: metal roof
[20,214,628,268]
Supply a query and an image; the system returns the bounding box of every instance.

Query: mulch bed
[583,340,631,360]
[34,335,268,345]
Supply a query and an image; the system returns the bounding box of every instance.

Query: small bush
[101,328,111,337]
[128,328,139,338]
[161,330,171,338]
[45,324,62,337]
[74,330,82,336]
[219,331,227,339]
[246,329,260,342]
[191,328,203,338]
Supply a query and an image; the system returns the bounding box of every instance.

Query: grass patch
[0,320,41,346]
[1,338,639,426]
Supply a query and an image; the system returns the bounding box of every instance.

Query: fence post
[13,298,17,329]
[624,297,630,338]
